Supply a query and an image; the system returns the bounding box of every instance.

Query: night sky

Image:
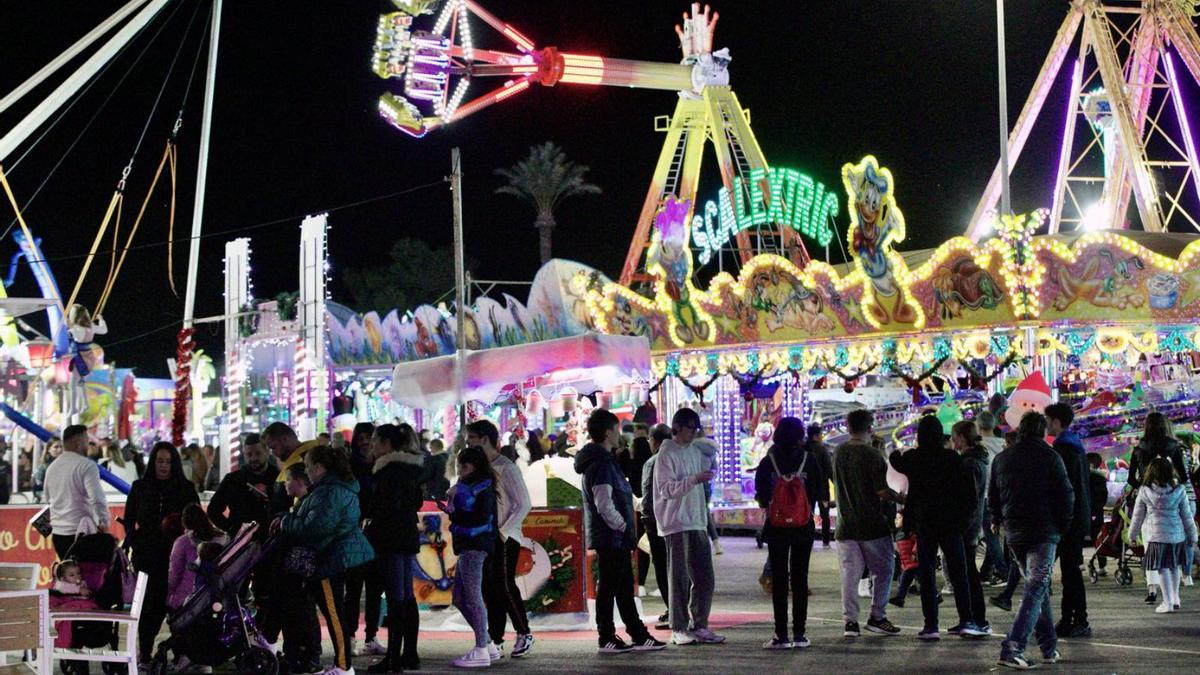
[1,2,1086,375]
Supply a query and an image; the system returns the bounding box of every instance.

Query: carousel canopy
[390,332,649,410]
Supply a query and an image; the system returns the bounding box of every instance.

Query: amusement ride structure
[371,0,825,289]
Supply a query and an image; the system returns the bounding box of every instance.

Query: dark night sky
[1,1,1081,376]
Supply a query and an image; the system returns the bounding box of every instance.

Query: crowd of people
[35,399,1200,673]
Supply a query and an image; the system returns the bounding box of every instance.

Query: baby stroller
[147,522,279,675]
[1088,490,1144,586]
[56,528,136,675]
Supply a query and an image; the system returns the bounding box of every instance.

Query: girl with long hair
[1130,457,1198,613]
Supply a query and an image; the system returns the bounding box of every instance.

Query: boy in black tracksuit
[575,409,666,654]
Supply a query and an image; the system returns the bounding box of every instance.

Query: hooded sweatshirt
[1130,484,1198,546]
[652,438,709,536]
[1053,429,1091,536]
[574,442,636,550]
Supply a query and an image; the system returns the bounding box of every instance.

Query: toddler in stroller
[148,522,279,675]
[55,529,137,674]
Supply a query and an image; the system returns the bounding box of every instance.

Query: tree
[341,237,475,315]
[494,141,601,265]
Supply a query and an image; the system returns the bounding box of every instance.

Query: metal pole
[182,0,223,328]
[997,0,1013,217]
[451,148,466,421]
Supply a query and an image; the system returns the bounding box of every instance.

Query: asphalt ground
[200,535,1198,674]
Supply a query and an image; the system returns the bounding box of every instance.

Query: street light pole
[997,0,1012,217]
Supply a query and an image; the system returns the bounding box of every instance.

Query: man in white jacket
[466,420,535,659]
[44,424,109,559]
[654,408,724,646]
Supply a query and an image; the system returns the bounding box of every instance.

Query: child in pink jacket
[49,560,100,648]
[167,504,229,610]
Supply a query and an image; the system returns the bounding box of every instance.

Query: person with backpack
[832,410,902,638]
[754,417,828,650]
[890,415,986,640]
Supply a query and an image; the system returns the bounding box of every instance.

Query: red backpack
[768,452,812,528]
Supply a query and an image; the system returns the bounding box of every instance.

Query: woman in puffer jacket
[279,445,375,675]
[1130,457,1198,614]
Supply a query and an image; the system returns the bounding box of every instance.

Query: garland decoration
[238,302,258,338]
[276,291,299,321]
[677,372,721,406]
[894,354,951,388]
[170,327,195,446]
[818,358,879,382]
[958,350,1026,385]
[647,373,670,395]
[525,536,576,613]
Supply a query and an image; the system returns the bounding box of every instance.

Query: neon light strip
[501,26,535,52]
[1165,51,1200,199]
[433,0,457,34]
[448,78,531,122]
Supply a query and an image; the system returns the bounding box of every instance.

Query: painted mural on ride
[325,259,608,366]
[575,155,1200,379]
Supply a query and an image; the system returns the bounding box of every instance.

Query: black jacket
[988,436,1074,545]
[575,443,637,550]
[754,445,829,536]
[425,453,450,500]
[1053,430,1091,536]
[365,452,426,555]
[125,476,199,573]
[890,445,972,536]
[1129,437,1187,490]
[206,465,280,537]
[960,444,989,545]
[349,445,376,514]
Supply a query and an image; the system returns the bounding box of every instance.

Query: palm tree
[494,142,601,265]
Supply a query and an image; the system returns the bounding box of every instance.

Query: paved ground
[207,536,1198,673]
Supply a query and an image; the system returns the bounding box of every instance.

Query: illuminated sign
[691,167,838,265]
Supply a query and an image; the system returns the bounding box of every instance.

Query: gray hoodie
[652,438,711,536]
[1130,484,1198,546]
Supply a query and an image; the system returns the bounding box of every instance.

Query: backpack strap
[769,451,807,482]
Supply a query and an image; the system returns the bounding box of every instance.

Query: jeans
[642,516,669,611]
[1057,529,1088,625]
[665,530,714,631]
[484,536,531,644]
[962,534,987,627]
[595,547,649,641]
[980,525,1009,578]
[766,525,814,640]
[309,573,352,671]
[1001,541,1058,660]
[915,531,973,630]
[381,551,419,661]
[343,558,383,641]
[894,567,918,602]
[453,550,489,649]
[837,536,894,622]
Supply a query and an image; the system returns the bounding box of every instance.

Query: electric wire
[125,0,203,170]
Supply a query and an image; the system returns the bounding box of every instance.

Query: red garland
[171,328,195,446]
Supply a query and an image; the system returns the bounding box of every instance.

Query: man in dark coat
[1045,403,1091,638]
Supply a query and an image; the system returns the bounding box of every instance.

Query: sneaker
[597,636,634,654]
[453,647,492,668]
[997,653,1037,670]
[763,636,792,650]
[320,668,355,675]
[916,627,940,641]
[1145,591,1159,604]
[655,613,670,630]
[510,633,533,658]
[843,621,861,637]
[990,595,1012,612]
[947,623,965,635]
[888,596,905,608]
[712,539,724,555]
[979,622,994,636]
[866,617,900,635]
[1184,575,1194,587]
[1053,620,1073,637]
[958,622,987,638]
[363,639,387,656]
[292,662,325,675]
[1156,601,1174,613]
[858,578,872,598]
[988,573,1009,587]
[349,639,358,657]
[692,627,726,644]
[671,631,697,645]
[1042,649,1061,664]
[1065,622,1092,638]
[793,635,811,649]
[630,636,667,652]
[486,642,501,662]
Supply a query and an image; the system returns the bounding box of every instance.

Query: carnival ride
[368,0,1200,529]
[372,1,830,289]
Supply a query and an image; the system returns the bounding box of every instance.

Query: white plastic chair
[49,571,148,675]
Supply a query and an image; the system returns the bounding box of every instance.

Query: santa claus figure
[1005,371,1054,429]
